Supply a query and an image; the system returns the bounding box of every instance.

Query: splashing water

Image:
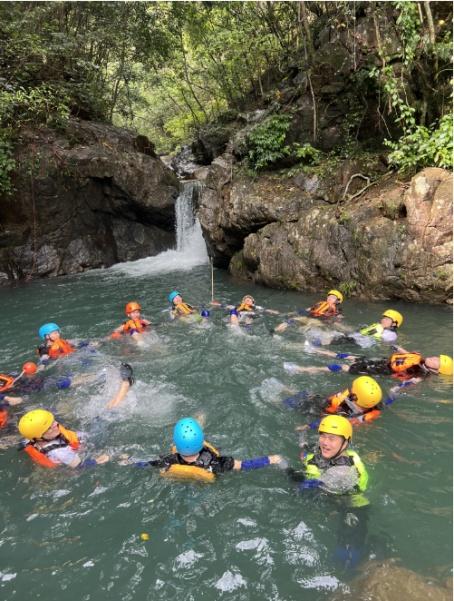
[110,180,208,276]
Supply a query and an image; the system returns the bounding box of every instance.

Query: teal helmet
[168,290,181,303]
[173,417,204,455]
[38,323,60,340]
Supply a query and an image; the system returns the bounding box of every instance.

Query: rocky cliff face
[0,119,180,281]
[197,152,452,304]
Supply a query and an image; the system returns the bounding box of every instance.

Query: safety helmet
[382,309,403,328]
[319,415,352,441]
[125,301,141,315]
[38,323,60,340]
[327,290,344,303]
[241,295,255,305]
[439,355,453,376]
[168,290,181,304]
[22,362,38,376]
[350,376,382,409]
[173,417,204,455]
[18,409,54,440]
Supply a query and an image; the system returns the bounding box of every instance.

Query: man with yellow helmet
[287,414,368,497]
[284,376,384,427]
[286,345,453,388]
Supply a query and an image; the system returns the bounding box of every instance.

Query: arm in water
[106,364,135,409]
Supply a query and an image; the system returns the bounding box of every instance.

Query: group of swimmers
[1,289,452,509]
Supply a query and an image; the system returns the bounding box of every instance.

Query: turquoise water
[0,261,452,600]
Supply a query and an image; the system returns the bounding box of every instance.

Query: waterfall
[109,180,208,276]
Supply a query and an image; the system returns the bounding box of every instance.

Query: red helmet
[125,301,141,315]
[23,362,38,375]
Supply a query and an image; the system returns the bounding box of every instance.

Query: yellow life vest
[303,450,368,493]
[359,323,384,339]
[236,302,255,313]
[161,442,220,483]
[309,301,338,318]
[174,301,194,316]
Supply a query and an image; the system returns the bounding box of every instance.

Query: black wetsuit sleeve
[37,344,49,358]
[210,455,235,474]
[286,467,306,482]
[147,453,179,468]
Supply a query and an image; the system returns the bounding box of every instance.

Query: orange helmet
[125,301,141,315]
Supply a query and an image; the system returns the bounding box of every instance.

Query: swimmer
[37,322,76,363]
[275,289,343,333]
[287,415,369,503]
[228,294,279,327]
[284,347,453,389]
[18,409,110,468]
[106,363,135,409]
[283,376,383,427]
[167,290,197,320]
[133,417,283,480]
[308,309,404,347]
[111,302,151,343]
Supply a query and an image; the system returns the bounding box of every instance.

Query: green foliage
[247,115,292,170]
[246,116,322,171]
[386,113,453,172]
[339,280,357,297]
[0,133,16,195]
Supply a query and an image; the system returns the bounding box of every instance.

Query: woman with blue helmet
[168,290,210,323]
[37,322,75,362]
[134,417,283,482]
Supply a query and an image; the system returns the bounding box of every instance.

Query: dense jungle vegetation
[0,1,452,193]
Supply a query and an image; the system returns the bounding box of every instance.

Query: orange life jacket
[122,319,148,334]
[389,352,423,374]
[350,409,382,425]
[48,339,75,360]
[325,388,351,414]
[174,302,194,316]
[0,408,8,429]
[309,300,338,318]
[0,374,15,393]
[23,425,80,468]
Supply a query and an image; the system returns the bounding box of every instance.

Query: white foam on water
[174,549,204,570]
[109,181,208,277]
[214,570,247,593]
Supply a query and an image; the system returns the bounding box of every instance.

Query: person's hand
[209,300,222,306]
[295,424,309,432]
[95,454,110,464]
[266,309,280,315]
[5,396,23,406]
[274,323,288,333]
[269,454,282,465]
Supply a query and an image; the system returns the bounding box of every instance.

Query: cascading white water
[110,180,209,276]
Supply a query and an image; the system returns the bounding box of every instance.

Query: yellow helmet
[328,289,344,303]
[439,355,453,376]
[319,415,352,440]
[350,376,383,409]
[18,409,54,440]
[382,309,403,328]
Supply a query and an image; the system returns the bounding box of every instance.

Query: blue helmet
[38,323,60,340]
[168,290,181,304]
[173,417,204,455]
[200,309,210,318]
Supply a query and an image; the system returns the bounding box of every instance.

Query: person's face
[42,421,59,441]
[243,296,254,306]
[173,295,183,305]
[424,356,440,372]
[48,330,61,342]
[327,295,338,305]
[380,316,393,328]
[129,310,141,320]
[319,432,347,459]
